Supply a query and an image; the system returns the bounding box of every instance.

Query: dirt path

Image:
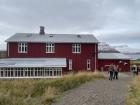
[52,73,132,105]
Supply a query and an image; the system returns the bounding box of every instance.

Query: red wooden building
[98,53,130,72]
[0,27,131,78]
[98,43,130,72]
[0,26,98,78]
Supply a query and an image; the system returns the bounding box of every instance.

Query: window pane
[69,59,72,70]
[46,43,55,53]
[87,59,91,70]
[72,44,81,53]
[18,43,28,53]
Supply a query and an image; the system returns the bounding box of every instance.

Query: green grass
[0,71,105,105]
[126,76,140,105]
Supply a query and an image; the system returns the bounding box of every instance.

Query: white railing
[0,67,62,79]
[0,76,62,79]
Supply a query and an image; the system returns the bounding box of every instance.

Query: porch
[0,58,66,78]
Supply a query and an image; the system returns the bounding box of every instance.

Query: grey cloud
[0,0,140,49]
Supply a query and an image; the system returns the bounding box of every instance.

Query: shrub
[0,71,105,105]
[42,86,59,105]
[126,77,140,105]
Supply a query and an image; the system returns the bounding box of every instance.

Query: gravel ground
[52,73,132,105]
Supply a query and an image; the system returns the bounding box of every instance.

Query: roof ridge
[15,33,93,35]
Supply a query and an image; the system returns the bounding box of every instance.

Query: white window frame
[18,42,28,53]
[7,43,9,57]
[87,59,91,70]
[46,43,55,53]
[72,44,81,53]
[69,59,72,70]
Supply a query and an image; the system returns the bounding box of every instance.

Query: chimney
[39,26,45,35]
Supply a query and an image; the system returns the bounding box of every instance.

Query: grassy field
[126,76,140,105]
[0,72,105,105]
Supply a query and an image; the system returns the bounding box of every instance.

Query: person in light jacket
[114,65,119,79]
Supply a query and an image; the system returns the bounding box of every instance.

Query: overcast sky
[0,0,140,50]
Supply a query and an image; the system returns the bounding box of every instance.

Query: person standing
[132,65,137,77]
[136,66,139,75]
[114,65,119,79]
[108,65,114,81]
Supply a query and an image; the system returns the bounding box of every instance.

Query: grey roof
[0,58,66,68]
[98,53,130,60]
[6,33,98,43]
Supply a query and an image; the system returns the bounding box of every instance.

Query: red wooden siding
[8,42,98,72]
[98,59,130,72]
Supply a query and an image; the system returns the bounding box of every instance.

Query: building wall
[98,59,130,72]
[8,42,98,72]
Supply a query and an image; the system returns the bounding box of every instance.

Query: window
[46,43,55,53]
[18,43,27,53]
[69,59,72,70]
[87,59,91,70]
[72,44,81,53]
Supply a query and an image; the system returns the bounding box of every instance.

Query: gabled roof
[6,33,98,43]
[0,58,66,67]
[98,53,130,60]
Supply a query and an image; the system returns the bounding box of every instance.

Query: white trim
[87,59,91,70]
[7,43,9,57]
[72,44,81,53]
[69,59,72,70]
[0,67,62,78]
[46,43,55,53]
[18,42,28,53]
[0,76,62,79]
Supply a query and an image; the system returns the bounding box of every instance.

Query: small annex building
[98,53,130,72]
[98,43,130,72]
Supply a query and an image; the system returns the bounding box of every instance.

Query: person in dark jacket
[108,65,114,81]
[136,66,139,75]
